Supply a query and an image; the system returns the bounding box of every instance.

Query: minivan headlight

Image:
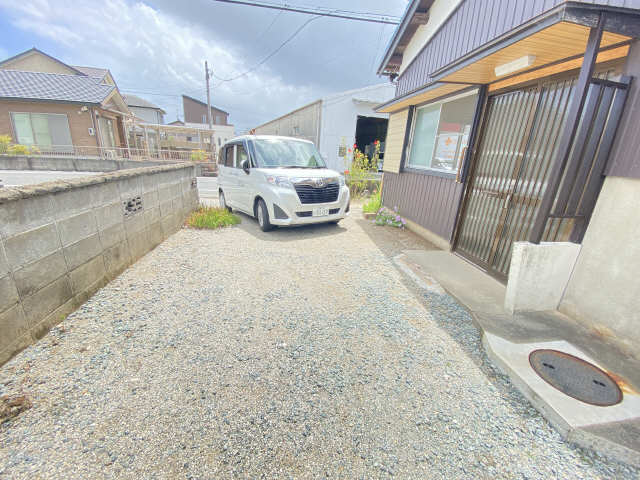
[266,175,293,189]
[338,175,346,187]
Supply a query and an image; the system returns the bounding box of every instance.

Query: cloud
[0,0,405,131]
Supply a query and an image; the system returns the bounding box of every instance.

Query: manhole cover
[529,349,622,406]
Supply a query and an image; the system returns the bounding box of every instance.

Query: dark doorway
[355,116,388,171]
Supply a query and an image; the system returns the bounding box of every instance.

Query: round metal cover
[529,349,622,407]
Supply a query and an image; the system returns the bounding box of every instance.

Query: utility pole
[205,60,214,161]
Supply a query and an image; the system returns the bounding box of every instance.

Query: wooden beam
[411,11,429,25]
[388,54,403,66]
[529,16,604,244]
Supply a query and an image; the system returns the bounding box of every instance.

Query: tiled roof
[124,93,164,112]
[73,66,109,79]
[0,69,114,104]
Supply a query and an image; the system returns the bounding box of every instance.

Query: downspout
[92,107,104,158]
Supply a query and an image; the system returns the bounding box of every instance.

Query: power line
[208,0,400,24]
[211,14,322,83]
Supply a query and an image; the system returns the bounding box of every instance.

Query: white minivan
[217,135,350,231]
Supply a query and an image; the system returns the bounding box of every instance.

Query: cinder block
[124,213,146,237]
[118,176,142,200]
[69,254,106,295]
[143,206,160,227]
[103,241,131,278]
[99,222,126,249]
[83,182,119,207]
[161,213,180,236]
[148,222,164,248]
[57,210,98,247]
[4,223,60,270]
[0,195,57,238]
[127,230,151,261]
[95,201,124,230]
[0,304,29,353]
[21,275,72,326]
[0,274,19,314]
[0,242,8,277]
[158,183,181,201]
[30,157,75,171]
[52,185,95,219]
[63,234,102,270]
[12,250,67,298]
[142,173,159,193]
[142,190,159,209]
[159,200,173,217]
[30,297,76,341]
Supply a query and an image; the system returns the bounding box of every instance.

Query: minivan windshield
[251,138,326,168]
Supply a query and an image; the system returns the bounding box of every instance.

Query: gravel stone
[0,210,638,478]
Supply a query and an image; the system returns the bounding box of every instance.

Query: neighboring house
[376,1,640,346]
[124,94,165,124]
[182,95,229,125]
[0,48,131,153]
[253,83,395,172]
[166,119,234,151]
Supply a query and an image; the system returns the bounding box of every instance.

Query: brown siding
[0,100,98,147]
[396,0,632,96]
[382,171,464,242]
[183,96,228,125]
[606,40,640,178]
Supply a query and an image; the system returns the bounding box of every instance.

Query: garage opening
[355,116,388,171]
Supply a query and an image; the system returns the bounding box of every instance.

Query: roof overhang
[376,2,640,113]
[377,0,434,76]
[376,82,476,113]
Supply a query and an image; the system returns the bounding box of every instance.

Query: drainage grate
[529,349,622,406]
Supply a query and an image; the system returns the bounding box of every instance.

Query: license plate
[312,207,330,217]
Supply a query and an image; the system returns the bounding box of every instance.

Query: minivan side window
[225,146,235,167]
[237,145,249,167]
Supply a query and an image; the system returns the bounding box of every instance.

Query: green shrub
[362,190,381,213]
[186,206,240,229]
[0,135,11,154]
[7,144,30,155]
[190,149,207,162]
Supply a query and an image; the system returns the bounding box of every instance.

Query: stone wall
[0,163,199,365]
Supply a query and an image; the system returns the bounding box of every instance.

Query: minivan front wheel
[219,190,231,212]
[256,199,274,232]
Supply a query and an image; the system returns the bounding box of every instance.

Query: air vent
[123,196,143,217]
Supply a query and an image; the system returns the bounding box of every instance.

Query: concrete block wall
[0,163,199,365]
[0,155,174,173]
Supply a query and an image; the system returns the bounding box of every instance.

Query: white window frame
[405,88,478,174]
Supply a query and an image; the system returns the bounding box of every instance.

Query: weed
[363,190,382,213]
[186,205,240,229]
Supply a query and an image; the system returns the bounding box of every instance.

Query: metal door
[454,74,629,281]
[454,77,576,281]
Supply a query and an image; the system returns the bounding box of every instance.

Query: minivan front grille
[294,182,340,204]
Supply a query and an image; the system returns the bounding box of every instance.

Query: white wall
[318,84,395,173]
[399,0,464,74]
[130,106,164,125]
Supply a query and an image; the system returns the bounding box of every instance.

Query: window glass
[48,114,72,150]
[252,138,326,168]
[99,117,116,147]
[407,92,478,173]
[31,114,52,146]
[408,104,440,169]
[11,113,34,145]
[237,145,249,167]
[224,146,235,167]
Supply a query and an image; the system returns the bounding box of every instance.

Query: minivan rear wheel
[219,190,231,212]
[256,199,274,232]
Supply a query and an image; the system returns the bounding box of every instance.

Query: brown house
[182,94,229,125]
[0,48,131,153]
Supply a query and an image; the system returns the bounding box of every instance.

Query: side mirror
[241,159,250,174]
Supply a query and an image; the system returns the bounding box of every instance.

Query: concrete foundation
[505,241,581,314]
[0,163,199,365]
[0,155,176,173]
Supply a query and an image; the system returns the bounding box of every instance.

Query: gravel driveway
[1,210,637,479]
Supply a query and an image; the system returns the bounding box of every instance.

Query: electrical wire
[211,14,322,82]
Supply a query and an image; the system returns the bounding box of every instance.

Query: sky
[0,0,408,133]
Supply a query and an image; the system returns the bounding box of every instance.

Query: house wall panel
[253,101,321,146]
[383,171,463,243]
[381,109,409,173]
[606,40,640,178]
[0,101,98,148]
[183,96,228,125]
